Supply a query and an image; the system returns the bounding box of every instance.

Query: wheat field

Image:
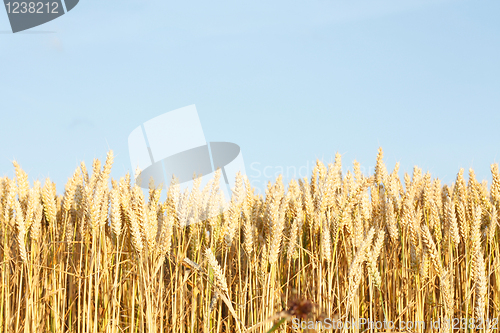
[1,148,500,332]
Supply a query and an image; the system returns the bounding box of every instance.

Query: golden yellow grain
[30,182,43,242]
[474,248,488,321]
[159,212,174,256]
[122,186,144,254]
[345,227,375,312]
[491,163,500,208]
[374,147,388,185]
[41,178,57,227]
[385,199,399,242]
[13,199,27,264]
[110,188,122,237]
[12,161,29,205]
[366,229,385,288]
[3,149,500,333]
[439,269,454,333]
[421,224,443,276]
[267,180,285,265]
[204,248,229,294]
[489,206,497,244]
[321,222,332,262]
[63,167,81,214]
[445,197,461,245]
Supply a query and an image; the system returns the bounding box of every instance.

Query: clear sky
[1,0,499,195]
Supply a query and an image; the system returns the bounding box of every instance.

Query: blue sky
[1,0,499,195]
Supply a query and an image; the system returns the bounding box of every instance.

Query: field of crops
[1,148,499,332]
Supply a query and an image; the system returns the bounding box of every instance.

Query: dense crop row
[1,148,500,332]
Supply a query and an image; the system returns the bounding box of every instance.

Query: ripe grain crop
[1,148,500,332]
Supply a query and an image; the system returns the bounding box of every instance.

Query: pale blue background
[1,0,499,194]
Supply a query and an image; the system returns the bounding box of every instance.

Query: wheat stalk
[205,248,229,294]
